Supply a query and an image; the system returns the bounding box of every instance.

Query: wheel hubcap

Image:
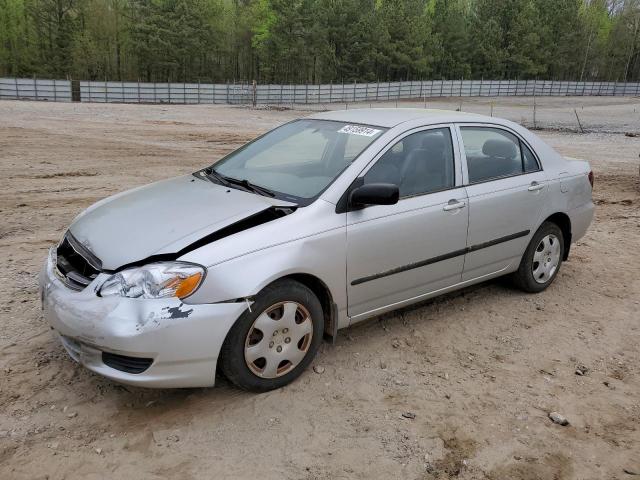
[532,234,561,284]
[244,301,313,379]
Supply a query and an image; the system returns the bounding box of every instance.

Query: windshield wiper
[204,167,232,187]
[205,168,275,197]
[225,177,276,197]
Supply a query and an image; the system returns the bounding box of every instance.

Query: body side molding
[350,229,530,286]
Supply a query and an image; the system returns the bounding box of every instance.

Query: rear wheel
[220,280,324,392]
[513,222,564,293]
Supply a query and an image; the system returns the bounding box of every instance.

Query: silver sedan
[40,109,594,391]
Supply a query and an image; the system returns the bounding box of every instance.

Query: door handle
[528,182,545,192]
[443,200,467,211]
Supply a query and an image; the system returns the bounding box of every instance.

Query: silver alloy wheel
[532,233,561,284]
[244,301,313,379]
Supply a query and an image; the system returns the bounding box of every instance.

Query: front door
[346,126,469,320]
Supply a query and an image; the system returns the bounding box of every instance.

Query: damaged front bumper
[39,249,247,388]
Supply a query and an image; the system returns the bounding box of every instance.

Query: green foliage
[1,0,639,81]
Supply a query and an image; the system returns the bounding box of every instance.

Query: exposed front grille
[102,352,154,374]
[56,232,101,291]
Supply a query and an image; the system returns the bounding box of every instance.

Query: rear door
[346,125,469,320]
[457,124,548,281]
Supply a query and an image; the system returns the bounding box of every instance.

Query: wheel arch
[267,273,337,341]
[542,212,572,260]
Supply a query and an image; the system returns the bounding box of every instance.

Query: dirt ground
[0,97,639,480]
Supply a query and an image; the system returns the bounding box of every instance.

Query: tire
[219,279,324,392]
[512,222,565,293]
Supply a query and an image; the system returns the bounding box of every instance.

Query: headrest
[421,134,446,152]
[482,139,517,159]
[405,148,427,164]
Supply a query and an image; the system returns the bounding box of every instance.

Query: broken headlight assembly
[99,262,205,300]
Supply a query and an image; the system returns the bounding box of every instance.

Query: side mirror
[350,183,399,207]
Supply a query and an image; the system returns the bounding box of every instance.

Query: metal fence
[0,78,72,102]
[2,77,639,104]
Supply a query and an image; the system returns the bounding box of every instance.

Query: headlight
[99,262,205,299]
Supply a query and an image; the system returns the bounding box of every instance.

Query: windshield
[210,119,386,203]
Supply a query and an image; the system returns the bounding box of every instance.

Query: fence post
[574,109,585,133]
[423,80,427,109]
[252,80,257,108]
[353,79,357,103]
[226,80,230,104]
[329,81,333,104]
[533,78,537,129]
[33,76,38,100]
[137,80,141,103]
[104,79,107,103]
[305,83,308,104]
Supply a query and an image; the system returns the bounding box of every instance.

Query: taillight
[588,171,594,189]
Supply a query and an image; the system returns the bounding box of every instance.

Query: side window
[461,127,523,183]
[521,142,540,172]
[363,128,455,197]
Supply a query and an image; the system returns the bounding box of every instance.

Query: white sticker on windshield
[338,125,381,137]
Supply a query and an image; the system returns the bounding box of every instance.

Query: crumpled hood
[69,175,295,270]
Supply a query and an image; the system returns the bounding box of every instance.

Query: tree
[1,0,639,82]
[0,0,35,75]
[431,0,471,78]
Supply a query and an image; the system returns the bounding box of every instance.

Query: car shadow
[343,275,520,337]
[70,276,522,412]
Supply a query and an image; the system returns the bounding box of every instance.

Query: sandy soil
[0,98,639,480]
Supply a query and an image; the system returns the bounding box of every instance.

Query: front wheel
[219,280,324,392]
[512,222,564,293]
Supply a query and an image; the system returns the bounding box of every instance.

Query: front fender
[182,225,349,329]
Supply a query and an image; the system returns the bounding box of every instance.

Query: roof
[308,108,497,128]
